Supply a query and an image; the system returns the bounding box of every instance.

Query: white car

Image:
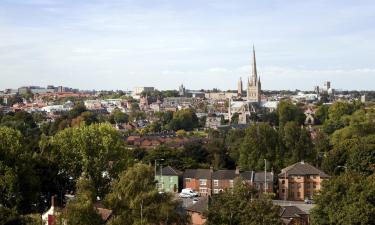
[179,188,199,198]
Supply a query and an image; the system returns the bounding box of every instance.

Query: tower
[247,45,261,103]
[237,77,243,96]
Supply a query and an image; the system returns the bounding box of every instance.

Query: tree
[168,109,199,131]
[204,177,282,225]
[61,176,102,225]
[277,100,305,128]
[282,121,314,165]
[111,109,129,124]
[315,104,329,124]
[106,163,189,225]
[239,123,281,171]
[311,173,375,225]
[43,123,132,197]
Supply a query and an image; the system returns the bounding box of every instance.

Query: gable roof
[279,161,329,178]
[184,169,212,179]
[156,166,182,176]
[253,172,274,182]
[186,197,208,213]
[279,206,308,218]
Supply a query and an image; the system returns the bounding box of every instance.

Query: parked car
[179,188,198,198]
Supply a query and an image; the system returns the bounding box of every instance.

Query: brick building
[278,161,329,201]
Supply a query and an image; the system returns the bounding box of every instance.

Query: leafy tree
[106,163,189,225]
[315,104,329,124]
[204,177,282,225]
[61,175,102,225]
[277,100,305,128]
[43,123,132,197]
[168,109,199,131]
[111,109,129,124]
[239,123,281,171]
[282,121,314,164]
[311,173,375,225]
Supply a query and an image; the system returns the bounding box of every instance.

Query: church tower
[247,46,261,103]
[237,77,243,96]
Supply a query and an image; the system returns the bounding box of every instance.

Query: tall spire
[252,45,258,83]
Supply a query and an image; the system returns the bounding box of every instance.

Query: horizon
[1,0,374,90]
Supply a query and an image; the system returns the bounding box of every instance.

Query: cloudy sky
[0,0,374,91]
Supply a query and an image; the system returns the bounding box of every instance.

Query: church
[229,46,278,124]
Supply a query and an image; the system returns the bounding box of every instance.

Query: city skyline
[1,0,375,91]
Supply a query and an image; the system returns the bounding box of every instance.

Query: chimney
[51,195,57,208]
[235,166,240,175]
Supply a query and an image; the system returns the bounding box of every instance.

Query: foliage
[168,109,199,131]
[61,176,102,225]
[42,123,132,197]
[277,100,305,127]
[106,163,189,225]
[204,177,282,225]
[311,173,375,225]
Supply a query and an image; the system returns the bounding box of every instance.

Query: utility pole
[264,159,267,194]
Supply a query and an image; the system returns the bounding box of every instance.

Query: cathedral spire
[252,45,258,82]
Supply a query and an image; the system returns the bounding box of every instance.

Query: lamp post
[264,159,267,194]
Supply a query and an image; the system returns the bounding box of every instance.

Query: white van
[179,188,199,198]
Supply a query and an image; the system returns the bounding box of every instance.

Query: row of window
[186,178,234,187]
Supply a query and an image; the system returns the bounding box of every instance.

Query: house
[186,197,208,225]
[184,168,213,196]
[155,166,182,193]
[278,161,329,201]
[253,171,274,193]
[280,206,309,225]
[184,168,274,196]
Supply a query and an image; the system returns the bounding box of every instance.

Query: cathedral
[246,46,261,103]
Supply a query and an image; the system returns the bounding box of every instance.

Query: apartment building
[278,161,329,201]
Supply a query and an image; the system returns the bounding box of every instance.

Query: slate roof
[184,169,212,179]
[156,166,182,176]
[186,197,208,213]
[253,172,274,182]
[212,170,238,180]
[279,161,329,178]
[279,206,308,218]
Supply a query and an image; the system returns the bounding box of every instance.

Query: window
[214,189,219,194]
[199,179,207,186]
[281,180,285,184]
[282,189,285,193]
[185,178,191,183]
[297,176,301,179]
[200,188,207,193]
[306,175,310,179]
[229,180,234,188]
[313,176,317,179]
[297,192,301,197]
[313,183,317,189]
[214,180,219,187]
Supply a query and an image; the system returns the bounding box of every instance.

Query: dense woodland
[0,99,374,224]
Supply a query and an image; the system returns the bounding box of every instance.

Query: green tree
[106,163,189,225]
[111,109,129,124]
[239,123,281,171]
[205,178,282,225]
[43,123,132,197]
[277,100,305,128]
[311,173,375,225]
[168,109,199,131]
[61,175,102,225]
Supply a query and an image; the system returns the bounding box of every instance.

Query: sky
[0,0,374,91]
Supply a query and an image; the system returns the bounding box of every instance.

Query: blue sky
[0,0,374,91]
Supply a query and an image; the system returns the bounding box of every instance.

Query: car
[192,198,199,204]
[179,188,199,198]
[304,198,314,204]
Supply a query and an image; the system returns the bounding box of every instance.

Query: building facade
[155,166,182,193]
[278,161,329,201]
